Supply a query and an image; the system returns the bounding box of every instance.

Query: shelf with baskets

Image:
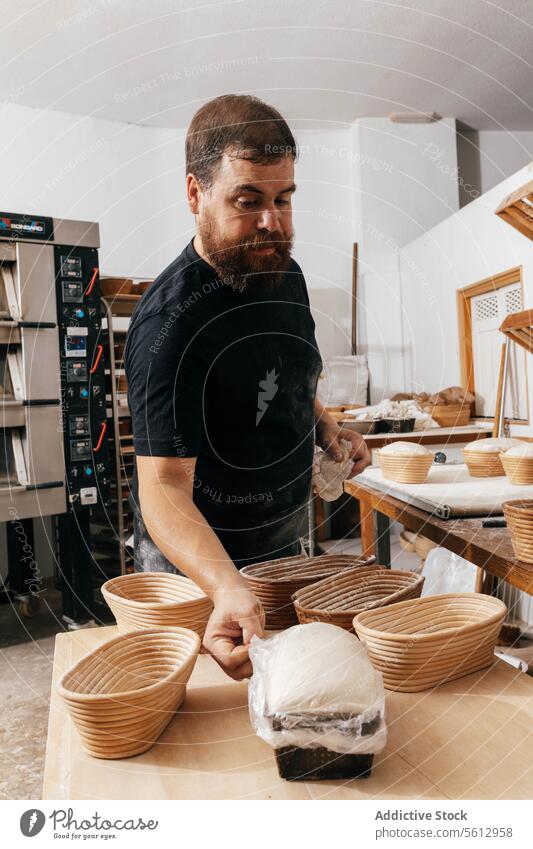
[91,277,153,579]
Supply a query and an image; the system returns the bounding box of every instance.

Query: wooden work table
[355,423,494,450]
[343,477,533,595]
[44,626,533,800]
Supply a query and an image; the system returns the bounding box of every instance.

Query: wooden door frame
[456,266,529,424]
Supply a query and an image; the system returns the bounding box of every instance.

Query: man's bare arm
[137,455,264,679]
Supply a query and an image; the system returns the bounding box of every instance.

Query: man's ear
[186,173,202,214]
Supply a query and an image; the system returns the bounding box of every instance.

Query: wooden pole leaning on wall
[351,243,358,355]
[492,342,507,438]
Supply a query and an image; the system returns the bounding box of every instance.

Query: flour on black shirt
[125,239,322,542]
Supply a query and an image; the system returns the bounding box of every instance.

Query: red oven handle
[90,344,104,374]
[93,420,107,453]
[84,267,99,297]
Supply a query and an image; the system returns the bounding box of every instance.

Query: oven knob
[84,466,93,477]
[80,387,89,398]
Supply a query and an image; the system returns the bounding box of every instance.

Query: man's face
[189,151,295,295]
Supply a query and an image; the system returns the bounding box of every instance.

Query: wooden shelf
[500,308,533,355]
[495,179,533,240]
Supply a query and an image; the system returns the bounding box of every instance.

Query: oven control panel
[55,246,111,509]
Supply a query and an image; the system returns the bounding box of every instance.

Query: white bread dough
[379,441,432,457]
[265,622,382,715]
[464,437,521,453]
[504,442,533,458]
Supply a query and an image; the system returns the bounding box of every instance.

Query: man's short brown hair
[186,94,298,188]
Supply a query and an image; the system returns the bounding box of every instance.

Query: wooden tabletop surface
[343,478,533,594]
[44,626,533,800]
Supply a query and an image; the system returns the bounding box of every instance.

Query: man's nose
[255,208,279,232]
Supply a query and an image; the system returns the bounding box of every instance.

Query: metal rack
[97,291,138,575]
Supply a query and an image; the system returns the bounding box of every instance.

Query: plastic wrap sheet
[248,628,387,755]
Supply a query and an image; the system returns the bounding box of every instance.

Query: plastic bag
[248,623,387,755]
[421,547,477,596]
[312,438,353,501]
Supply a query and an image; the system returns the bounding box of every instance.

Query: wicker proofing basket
[56,627,200,759]
[500,453,533,486]
[353,592,506,692]
[377,452,434,484]
[462,448,505,477]
[423,403,470,428]
[101,573,213,638]
[502,499,533,564]
[241,554,376,629]
[292,566,424,630]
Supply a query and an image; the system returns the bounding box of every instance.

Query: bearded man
[125,94,370,680]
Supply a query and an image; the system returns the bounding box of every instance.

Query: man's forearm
[314,396,339,436]
[139,479,246,599]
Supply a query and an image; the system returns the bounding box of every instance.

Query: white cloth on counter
[355,463,533,517]
[312,438,353,501]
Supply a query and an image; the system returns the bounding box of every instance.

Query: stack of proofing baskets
[56,572,213,758]
[240,554,378,629]
[243,554,505,695]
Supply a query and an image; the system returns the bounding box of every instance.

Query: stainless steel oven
[0,213,109,521]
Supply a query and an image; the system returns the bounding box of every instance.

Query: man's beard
[200,215,293,296]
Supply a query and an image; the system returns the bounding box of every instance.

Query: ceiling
[1,0,532,130]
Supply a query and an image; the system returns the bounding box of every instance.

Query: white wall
[0,103,188,279]
[399,162,533,438]
[292,129,356,360]
[0,105,354,359]
[351,117,460,402]
[477,131,533,195]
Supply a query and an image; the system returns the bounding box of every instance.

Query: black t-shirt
[125,239,322,549]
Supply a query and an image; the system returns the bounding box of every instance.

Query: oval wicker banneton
[462,449,505,477]
[377,453,433,484]
[241,553,376,629]
[292,566,424,630]
[353,592,506,692]
[502,499,533,564]
[56,627,201,758]
[500,453,533,485]
[101,573,213,638]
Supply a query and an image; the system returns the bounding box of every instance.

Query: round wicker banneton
[462,449,505,477]
[56,627,201,758]
[377,453,433,484]
[502,499,533,564]
[240,553,376,629]
[292,566,424,630]
[353,593,506,692]
[500,454,533,486]
[101,573,213,638]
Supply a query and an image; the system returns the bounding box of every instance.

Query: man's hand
[318,420,371,477]
[203,583,265,680]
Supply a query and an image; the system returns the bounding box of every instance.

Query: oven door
[0,242,65,520]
